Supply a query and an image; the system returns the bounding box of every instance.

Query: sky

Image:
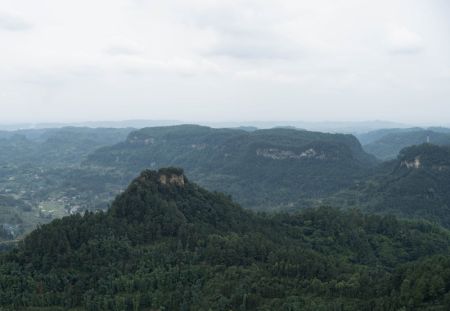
[0,0,449,124]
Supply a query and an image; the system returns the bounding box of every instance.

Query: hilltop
[359,128,450,160]
[87,125,377,209]
[329,144,450,227]
[1,168,450,310]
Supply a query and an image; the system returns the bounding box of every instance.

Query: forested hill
[356,127,423,145]
[360,128,450,160]
[0,127,134,166]
[330,144,450,227]
[86,125,377,209]
[1,168,450,310]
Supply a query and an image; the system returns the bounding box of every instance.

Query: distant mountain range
[0,119,415,133]
[3,124,450,242]
[0,127,134,166]
[358,128,450,160]
[86,125,377,209]
[0,120,179,131]
[2,125,450,310]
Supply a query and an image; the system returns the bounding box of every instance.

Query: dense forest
[86,125,377,209]
[4,125,450,242]
[323,144,450,228]
[2,0,449,308]
[359,128,450,160]
[3,125,379,241]
[1,168,450,310]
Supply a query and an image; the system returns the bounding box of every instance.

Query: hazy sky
[1,0,449,124]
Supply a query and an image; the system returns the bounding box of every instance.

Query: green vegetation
[324,144,450,228]
[87,125,377,209]
[360,128,450,160]
[5,125,450,243]
[5,125,378,240]
[1,168,450,310]
[2,125,450,310]
[356,127,422,145]
[0,127,134,166]
[0,127,134,240]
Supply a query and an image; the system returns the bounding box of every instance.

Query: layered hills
[1,168,450,310]
[87,125,377,209]
[330,144,450,227]
[3,124,450,246]
[0,127,134,166]
[359,128,450,160]
[0,127,135,240]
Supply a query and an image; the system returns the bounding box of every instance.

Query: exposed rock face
[256,148,326,160]
[401,157,421,169]
[158,173,185,187]
[129,135,155,145]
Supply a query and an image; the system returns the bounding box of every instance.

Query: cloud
[209,38,303,60]
[0,12,32,31]
[105,44,142,56]
[115,57,224,77]
[183,3,305,60]
[0,0,449,123]
[387,26,423,54]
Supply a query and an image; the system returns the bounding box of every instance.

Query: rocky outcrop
[128,135,155,145]
[401,157,421,169]
[256,148,326,160]
[158,173,185,187]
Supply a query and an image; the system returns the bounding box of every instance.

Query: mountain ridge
[360,128,450,160]
[328,144,450,227]
[2,168,450,310]
[86,125,377,209]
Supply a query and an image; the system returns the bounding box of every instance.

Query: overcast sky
[0,0,449,124]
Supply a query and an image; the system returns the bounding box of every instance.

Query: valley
[1,124,450,310]
[3,1,448,308]
[3,125,450,242]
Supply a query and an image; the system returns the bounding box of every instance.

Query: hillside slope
[87,125,377,209]
[0,127,135,240]
[361,129,450,160]
[329,144,450,227]
[1,168,450,310]
[0,127,134,166]
[356,127,422,145]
